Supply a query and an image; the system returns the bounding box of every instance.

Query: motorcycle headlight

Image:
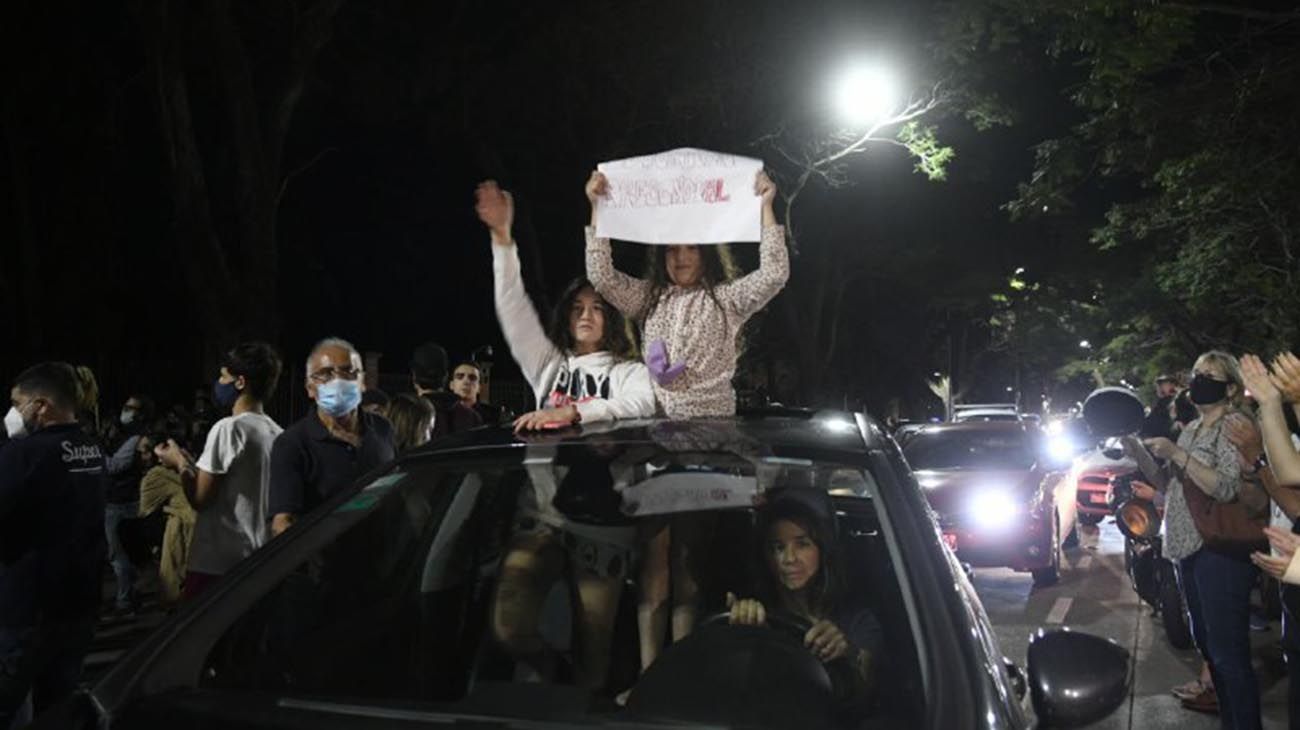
[1116,500,1160,541]
[970,490,1020,531]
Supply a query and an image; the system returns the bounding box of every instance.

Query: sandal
[1180,687,1219,715]
[1170,679,1205,700]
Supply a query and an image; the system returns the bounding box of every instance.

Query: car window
[902,430,1036,470]
[198,445,924,730]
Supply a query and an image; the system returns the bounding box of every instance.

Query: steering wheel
[624,607,835,729]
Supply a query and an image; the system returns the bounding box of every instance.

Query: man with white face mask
[0,362,107,727]
[267,338,395,537]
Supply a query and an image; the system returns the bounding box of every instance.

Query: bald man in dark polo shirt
[268,338,395,537]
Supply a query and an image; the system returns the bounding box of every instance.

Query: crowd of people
[0,171,794,726]
[13,167,1300,729]
[1118,352,1300,730]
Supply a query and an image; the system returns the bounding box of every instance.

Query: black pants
[1178,549,1262,730]
[1282,583,1300,730]
[0,615,97,728]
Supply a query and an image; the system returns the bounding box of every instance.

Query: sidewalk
[84,564,169,683]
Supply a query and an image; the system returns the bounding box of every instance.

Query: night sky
[1,0,1095,418]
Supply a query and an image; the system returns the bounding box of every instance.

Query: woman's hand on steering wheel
[725,592,767,627]
[805,619,851,663]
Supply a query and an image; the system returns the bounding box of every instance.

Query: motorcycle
[1082,388,1193,651]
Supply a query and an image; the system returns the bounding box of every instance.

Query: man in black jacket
[0,362,107,726]
[410,341,482,440]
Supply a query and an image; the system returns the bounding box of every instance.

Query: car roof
[952,403,1018,411]
[400,408,886,464]
[908,420,1038,435]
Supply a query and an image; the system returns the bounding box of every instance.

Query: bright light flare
[832,65,899,127]
[969,489,1019,531]
[820,417,857,434]
[1047,435,1076,464]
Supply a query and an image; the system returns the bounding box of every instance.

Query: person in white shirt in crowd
[155,342,284,601]
[474,180,654,691]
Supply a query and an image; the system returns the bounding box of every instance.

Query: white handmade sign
[596,148,763,244]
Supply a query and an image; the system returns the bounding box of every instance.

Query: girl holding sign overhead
[584,166,789,685]
[584,168,787,417]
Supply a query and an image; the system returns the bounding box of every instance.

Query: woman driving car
[726,491,882,711]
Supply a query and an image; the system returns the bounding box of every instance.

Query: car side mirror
[1027,628,1130,728]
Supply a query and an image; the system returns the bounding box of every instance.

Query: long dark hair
[754,492,843,619]
[642,244,740,322]
[546,276,638,360]
[388,393,435,453]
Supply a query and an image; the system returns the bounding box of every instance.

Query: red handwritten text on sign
[604,176,731,209]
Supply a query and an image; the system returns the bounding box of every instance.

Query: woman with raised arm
[475,180,654,691]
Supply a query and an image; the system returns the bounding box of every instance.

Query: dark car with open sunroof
[34,410,1128,730]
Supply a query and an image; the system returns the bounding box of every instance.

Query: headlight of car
[969,490,1020,531]
[1047,434,1076,463]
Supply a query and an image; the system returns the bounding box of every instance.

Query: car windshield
[903,430,1037,470]
[199,439,925,729]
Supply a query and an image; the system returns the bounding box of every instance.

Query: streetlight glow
[832,64,899,127]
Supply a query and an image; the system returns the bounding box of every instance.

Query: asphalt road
[972,518,1290,729]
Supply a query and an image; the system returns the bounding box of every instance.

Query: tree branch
[1162,2,1300,23]
[277,146,337,207]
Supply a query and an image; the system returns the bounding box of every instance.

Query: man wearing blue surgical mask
[267,338,395,537]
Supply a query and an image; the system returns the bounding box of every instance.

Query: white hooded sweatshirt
[492,242,657,421]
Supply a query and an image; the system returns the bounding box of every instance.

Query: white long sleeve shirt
[492,242,656,422]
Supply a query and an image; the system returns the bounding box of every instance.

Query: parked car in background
[902,421,1077,586]
[1071,441,1136,526]
[951,404,1021,423]
[36,412,1126,730]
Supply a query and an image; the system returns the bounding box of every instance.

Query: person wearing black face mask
[1139,351,1268,725]
[0,362,107,727]
[154,343,285,600]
